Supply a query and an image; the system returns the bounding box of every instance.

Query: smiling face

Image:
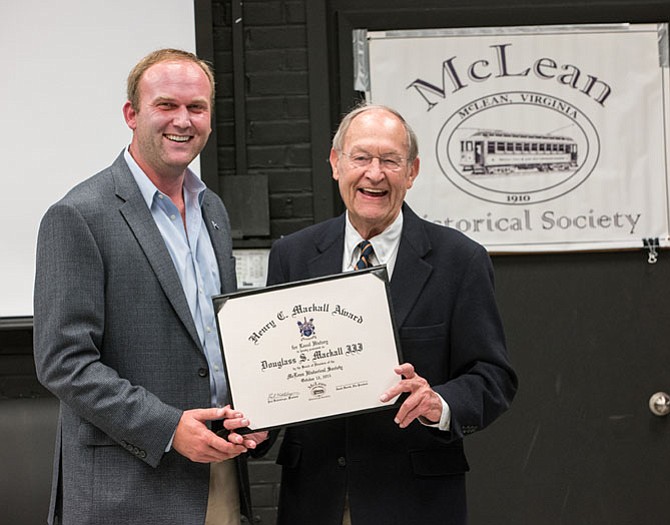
[330,108,419,239]
[123,59,212,184]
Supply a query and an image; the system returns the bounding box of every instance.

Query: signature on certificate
[267,391,300,404]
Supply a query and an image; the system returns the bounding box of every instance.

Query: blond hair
[126,48,215,110]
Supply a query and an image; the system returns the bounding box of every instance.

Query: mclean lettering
[407,43,612,110]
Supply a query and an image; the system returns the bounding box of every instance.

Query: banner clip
[643,237,659,264]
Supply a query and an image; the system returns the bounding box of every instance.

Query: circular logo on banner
[435,91,600,205]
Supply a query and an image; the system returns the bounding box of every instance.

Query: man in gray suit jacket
[33,49,267,525]
[266,104,518,524]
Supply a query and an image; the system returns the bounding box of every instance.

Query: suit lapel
[390,205,433,328]
[111,154,203,350]
[202,193,235,293]
[307,216,346,278]
[303,210,433,328]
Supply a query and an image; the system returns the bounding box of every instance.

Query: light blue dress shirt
[124,149,228,408]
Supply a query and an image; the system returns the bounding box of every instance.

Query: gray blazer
[33,152,245,525]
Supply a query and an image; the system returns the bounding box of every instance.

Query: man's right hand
[172,406,250,463]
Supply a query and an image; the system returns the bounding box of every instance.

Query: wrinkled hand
[380,363,442,428]
[172,406,252,463]
[237,431,269,450]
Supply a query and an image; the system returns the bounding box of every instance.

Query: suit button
[198,368,209,378]
[337,457,346,467]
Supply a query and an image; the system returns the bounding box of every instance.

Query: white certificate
[212,267,402,431]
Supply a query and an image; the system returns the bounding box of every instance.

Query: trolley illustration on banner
[459,129,579,175]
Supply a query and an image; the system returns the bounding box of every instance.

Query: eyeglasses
[340,151,408,172]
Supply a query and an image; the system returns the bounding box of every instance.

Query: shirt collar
[344,210,404,267]
[123,146,206,208]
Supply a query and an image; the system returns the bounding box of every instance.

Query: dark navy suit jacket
[266,203,518,525]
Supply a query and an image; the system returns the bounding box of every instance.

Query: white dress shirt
[341,210,451,431]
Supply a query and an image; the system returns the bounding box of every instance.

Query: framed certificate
[212,267,403,431]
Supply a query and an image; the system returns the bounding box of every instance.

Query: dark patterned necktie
[355,240,374,270]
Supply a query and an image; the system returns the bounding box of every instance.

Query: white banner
[364,24,670,252]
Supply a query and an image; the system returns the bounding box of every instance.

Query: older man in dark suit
[33,49,266,525]
[266,104,518,525]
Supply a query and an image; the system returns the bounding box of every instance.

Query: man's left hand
[227,430,269,450]
[380,363,443,428]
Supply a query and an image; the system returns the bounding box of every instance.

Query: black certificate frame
[212,266,403,432]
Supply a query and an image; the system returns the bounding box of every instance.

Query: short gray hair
[331,103,419,161]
